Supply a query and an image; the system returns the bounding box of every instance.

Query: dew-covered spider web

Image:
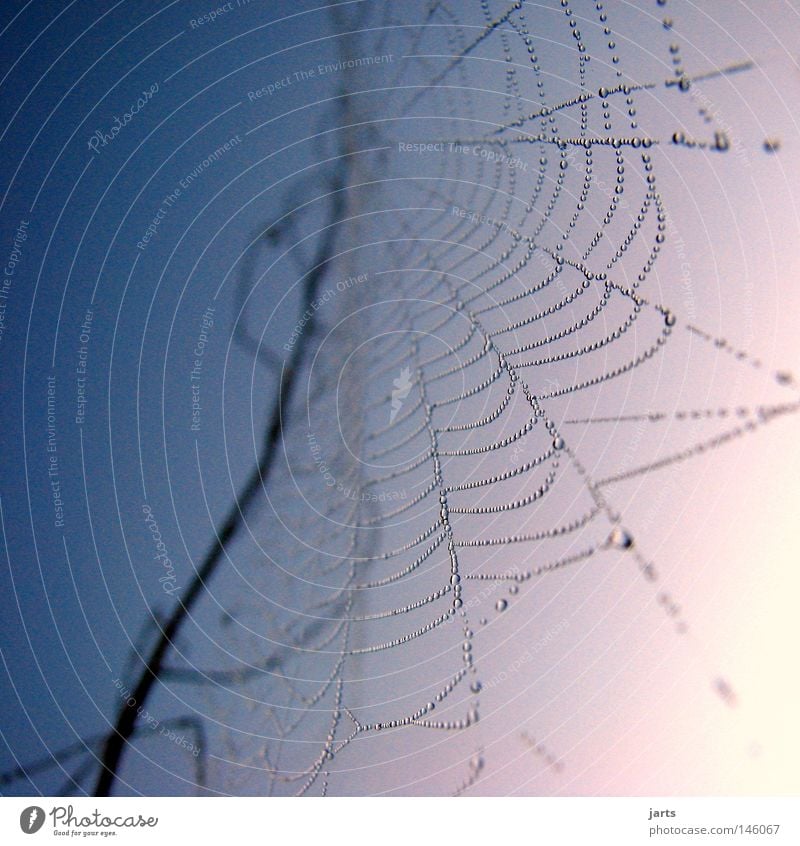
[28,0,798,797]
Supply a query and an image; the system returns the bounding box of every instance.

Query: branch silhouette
[94,138,352,797]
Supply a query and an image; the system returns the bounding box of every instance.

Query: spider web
[107,0,798,796]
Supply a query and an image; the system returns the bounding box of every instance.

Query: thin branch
[94,128,352,796]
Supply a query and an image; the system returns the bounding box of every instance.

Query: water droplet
[609,526,634,550]
[469,754,484,771]
[763,138,781,153]
[553,435,565,450]
[664,310,676,327]
[495,598,508,612]
[470,680,482,693]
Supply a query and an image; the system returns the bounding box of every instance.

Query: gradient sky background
[1,0,799,796]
